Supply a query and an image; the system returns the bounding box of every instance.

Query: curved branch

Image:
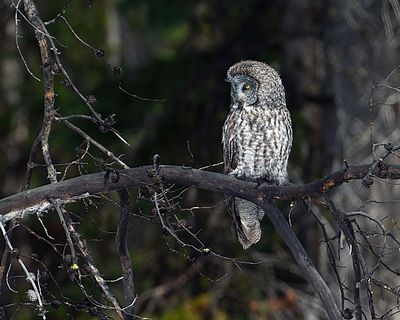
[0,163,399,217]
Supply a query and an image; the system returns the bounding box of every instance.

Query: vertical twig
[116,189,135,319]
[305,200,346,312]
[322,198,364,320]
[0,221,46,319]
[23,0,57,184]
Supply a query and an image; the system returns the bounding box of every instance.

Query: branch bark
[0,163,399,217]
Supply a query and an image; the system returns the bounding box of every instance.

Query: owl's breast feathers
[222,105,292,184]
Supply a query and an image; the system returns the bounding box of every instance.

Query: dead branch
[22,0,57,184]
[0,163,399,218]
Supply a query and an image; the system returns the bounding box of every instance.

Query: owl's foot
[229,169,243,179]
[229,167,255,180]
[256,177,276,186]
[256,178,265,187]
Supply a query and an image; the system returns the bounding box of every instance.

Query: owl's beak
[237,93,245,104]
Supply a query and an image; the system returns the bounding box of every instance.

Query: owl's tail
[228,197,265,249]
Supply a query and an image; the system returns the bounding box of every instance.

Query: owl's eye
[243,83,252,91]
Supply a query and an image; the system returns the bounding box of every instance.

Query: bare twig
[0,221,46,319]
[321,198,364,320]
[306,201,345,312]
[49,199,77,267]
[12,0,41,81]
[57,115,129,169]
[58,208,124,318]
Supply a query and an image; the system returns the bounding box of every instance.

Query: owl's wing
[222,124,253,248]
[223,119,261,249]
[222,124,238,174]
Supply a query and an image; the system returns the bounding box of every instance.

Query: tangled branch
[0,161,399,319]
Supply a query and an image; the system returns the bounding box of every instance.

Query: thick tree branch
[0,163,399,217]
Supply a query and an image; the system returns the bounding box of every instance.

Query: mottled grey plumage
[222,60,292,249]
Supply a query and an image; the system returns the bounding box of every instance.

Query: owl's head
[227,60,286,109]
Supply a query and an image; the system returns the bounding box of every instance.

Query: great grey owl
[222,60,292,249]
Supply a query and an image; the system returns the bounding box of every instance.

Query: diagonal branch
[253,201,343,320]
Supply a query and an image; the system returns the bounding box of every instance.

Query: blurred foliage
[0,0,313,319]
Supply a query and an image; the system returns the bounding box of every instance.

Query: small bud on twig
[95,49,105,58]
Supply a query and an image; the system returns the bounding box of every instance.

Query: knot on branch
[51,62,61,74]
[95,48,105,58]
[362,175,374,188]
[384,142,394,151]
[60,79,71,87]
[51,300,62,310]
[377,159,389,171]
[147,154,162,186]
[104,168,120,184]
[86,95,97,105]
[27,161,36,169]
[98,114,116,133]
[113,66,122,78]
[342,308,354,319]
[161,227,169,236]
[11,248,20,259]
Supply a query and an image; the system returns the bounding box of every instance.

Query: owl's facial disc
[230,75,258,108]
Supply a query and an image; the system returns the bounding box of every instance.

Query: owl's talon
[228,169,239,177]
[256,178,265,186]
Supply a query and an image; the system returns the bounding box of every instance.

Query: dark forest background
[1,0,400,319]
